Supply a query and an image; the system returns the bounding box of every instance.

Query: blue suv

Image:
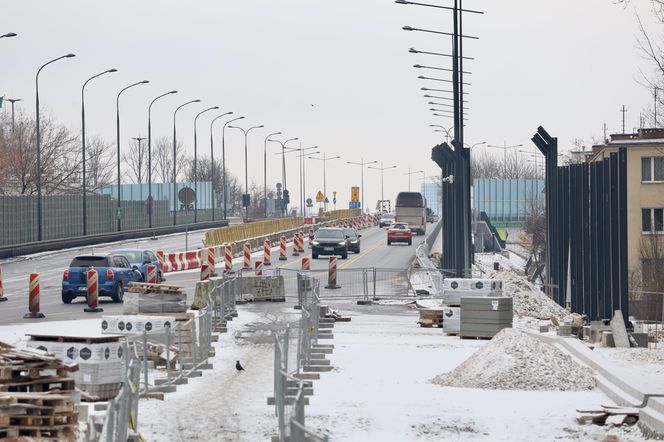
[61,254,142,304]
[112,249,163,283]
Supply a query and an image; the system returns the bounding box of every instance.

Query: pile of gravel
[487,269,570,321]
[431,328,595,391]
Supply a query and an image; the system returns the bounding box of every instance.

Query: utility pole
[655,87,658,128]
[603,122,607,143]
[621,105,627,134]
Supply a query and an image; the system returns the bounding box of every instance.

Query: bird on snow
[236,360,245,372]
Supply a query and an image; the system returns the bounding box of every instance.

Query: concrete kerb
[527,330,664,436]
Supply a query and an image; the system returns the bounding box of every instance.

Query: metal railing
[273,272,329,442]
[91,275,240,441]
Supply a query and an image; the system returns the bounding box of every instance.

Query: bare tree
[86,136,115,191]
[0,111,79,195]
[471,149,540,179]
[152,136,186,184]
[631,234,664,321]
[123,138,149,184]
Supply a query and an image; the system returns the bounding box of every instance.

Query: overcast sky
[1,0,657,210]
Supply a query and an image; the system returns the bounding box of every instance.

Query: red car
[387,223,412,246]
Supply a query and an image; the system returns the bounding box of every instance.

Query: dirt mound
[431,328,595,391]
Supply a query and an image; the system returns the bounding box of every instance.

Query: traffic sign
[306,198,313,207]
[351,186,360,202]
[333,197,337,204]
[315,191,325,202]
[115,207,124,220]
[324,197,329,204]
[349,201,361,209]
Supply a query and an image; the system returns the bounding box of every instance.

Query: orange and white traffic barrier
[292,233,300,257]
[263,239,271,266]
[225,244,233,272]
[298,231,305,253]
[279,235,287,261]
[243,242,251,269]
[24,272,45,319]
[325,257,340,289]
[201,263,211,281]
[0,264,6,302]
[84,268,103,313]
[301,257,310,271]
[146,264,158,284]
[255,260,263,276]
[207,247,216,276]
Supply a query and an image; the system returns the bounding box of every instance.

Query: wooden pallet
[417,320,443,328]
[129,282,184,294]
[26,334,118,344]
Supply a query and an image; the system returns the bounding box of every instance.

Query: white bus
[395,192,427,235]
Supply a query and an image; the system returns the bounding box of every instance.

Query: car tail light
[63,270,69,281]
[107,269,114,281]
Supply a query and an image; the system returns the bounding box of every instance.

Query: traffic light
[283,189,290,204]
[242,193,250,207]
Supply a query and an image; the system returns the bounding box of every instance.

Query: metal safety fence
[273,272,329,442]
[88,276,239,441]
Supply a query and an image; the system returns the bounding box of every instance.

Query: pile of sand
[431,328,595,391]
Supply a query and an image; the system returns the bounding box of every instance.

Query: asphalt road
[0,225,425,325]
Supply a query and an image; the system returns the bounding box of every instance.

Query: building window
[642,208,664,233]
[642,156,664,182]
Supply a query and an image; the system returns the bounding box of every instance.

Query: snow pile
[431,328,595,391]
[487,269,570,321]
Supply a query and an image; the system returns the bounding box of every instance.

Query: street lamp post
[295,147,320,217]
[82,69,117,236]
[346,158,378,213]
[229,124,264,221]
[221,116,244,220]
[404,168,424,191]
[172,99,201,226]
[367,162,397,203]
[308,153,341,211]
[131,137,147,185]
[268,137,299,216]
[263,131,282,217]
[193,106,219,223]
[429,124,452,142]
[116,80,149,232]
[6,98,22,132]
[148,90,178,228]
[209,112,233,221]
[35,53,76,241]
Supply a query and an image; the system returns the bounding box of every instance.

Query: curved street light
[368,162,398,203]
[346,158,378,212]
[35,53,76,241]
[268,137,299,215]
[193,106,220,222]
[116,80,149,232]
[221,116,244,219]
[308,154,341,211]
[263,131,282,217]
[81,68,117,235]
[228,124,264,220]
[172,99,201,225]
[209,112,234,221]
[147,90,178,227]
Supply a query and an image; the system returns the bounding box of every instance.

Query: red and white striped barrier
[243,242,251,270]
[24,272,45,319]
[0,265,6,302]
[201,263,211,281]
[84,268,103,313]
[255,260,263,276]
[298,231,305,253]
[301,257,310,271]
[206,247,216,275]
[263,239,271,266]
[146,264,158,284]
[225,244,233,272]
[308,229,314,248]
[292,233,300,257]
[279,235,287,261]
[325,257,340,289]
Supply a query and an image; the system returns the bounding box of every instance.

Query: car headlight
[338,241,346,246]
[350,240,358,244]
[312,241,320,245]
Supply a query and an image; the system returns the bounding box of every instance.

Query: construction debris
[418,309,444,328]
[0,341,78,440]
[576,406,639,427]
